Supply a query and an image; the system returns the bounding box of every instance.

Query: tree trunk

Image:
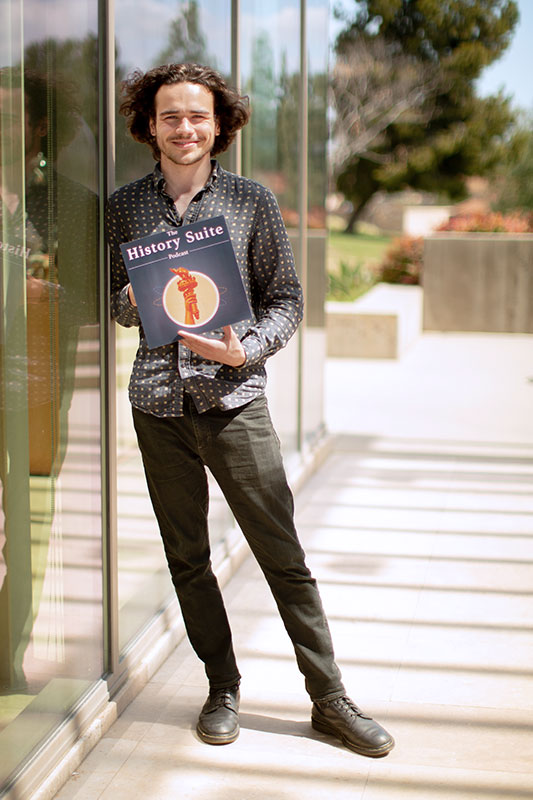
[344,198,369,234]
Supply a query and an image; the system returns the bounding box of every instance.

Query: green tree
[115,1,224,186]
[332,0,520,232]
[242,33,278,176]
[308,71,329,224]
[156,0,211,66]
[276,54,300,215]
[242,37,301,220]
[24,35,99,141]
[493,113,533,211]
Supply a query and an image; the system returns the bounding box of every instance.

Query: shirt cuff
[116,283,141,327]
[240,335,263,367]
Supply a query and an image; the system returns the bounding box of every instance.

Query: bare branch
[331,35,443,172]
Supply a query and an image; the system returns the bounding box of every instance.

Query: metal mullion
[230,0,241,176]
[98,0,120,685]
[296,0,308,452]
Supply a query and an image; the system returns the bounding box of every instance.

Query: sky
[476,0,532,111]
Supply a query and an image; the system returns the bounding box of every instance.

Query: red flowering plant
[437,211,533,233]
[377,235,424,285]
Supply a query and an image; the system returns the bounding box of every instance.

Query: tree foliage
[155,0,213,67]
[332,0,520,232]
[115,0,223,186]
[242,31,329,225]
[24,36,99,143]
[492,113,533,211]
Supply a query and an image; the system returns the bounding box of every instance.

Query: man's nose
[176,117,194,134]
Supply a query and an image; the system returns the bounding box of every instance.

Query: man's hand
[26,276,52,301]
[127,283,137,306]
[178,325,246,368]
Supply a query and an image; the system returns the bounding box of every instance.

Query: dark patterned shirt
[105,161,303,417]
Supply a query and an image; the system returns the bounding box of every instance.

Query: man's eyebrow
[159,107,211,116]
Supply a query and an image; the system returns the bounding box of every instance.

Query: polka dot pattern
[105,161,304,417]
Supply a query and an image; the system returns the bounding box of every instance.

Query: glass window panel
[241,0,300,222]
[302,0,329,446]
[307,0,328,230]
[115,0,232,188]
[113,0,234,654]
[240,0,301,456]
[0,0,102,791]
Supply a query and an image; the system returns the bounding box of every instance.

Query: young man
[106,63,394,757]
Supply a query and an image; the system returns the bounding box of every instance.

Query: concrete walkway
[54,332,533,800]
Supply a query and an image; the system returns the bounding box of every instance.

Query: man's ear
[215,117,220,137]
[149,117,156,137]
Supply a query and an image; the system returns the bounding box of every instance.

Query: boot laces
[209,684,238,709]
[333,696,372,719]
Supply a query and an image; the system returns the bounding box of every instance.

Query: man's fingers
[177,326,244,368]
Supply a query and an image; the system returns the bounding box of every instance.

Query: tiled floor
[54,332,533,800]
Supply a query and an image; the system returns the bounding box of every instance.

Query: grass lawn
[327,229,393,272]
[327,228,394,301]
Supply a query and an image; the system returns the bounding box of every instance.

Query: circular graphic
[162,269,220,327]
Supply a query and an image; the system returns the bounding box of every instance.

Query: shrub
[377,236,424,285]
[437,211,533,233]
[327,260,377,301]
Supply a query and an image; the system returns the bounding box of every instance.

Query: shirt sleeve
[105,194,141,328]
[240,187,304,367]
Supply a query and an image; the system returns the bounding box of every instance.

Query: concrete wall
[326,284,422,358]
[423,234,533,333]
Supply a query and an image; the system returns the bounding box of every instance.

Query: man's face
[150,82,220,169]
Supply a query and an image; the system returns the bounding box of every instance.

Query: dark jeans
[132,394,345,702]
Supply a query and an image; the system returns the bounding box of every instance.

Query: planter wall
[423,233,533,333]
[327,284,422,358]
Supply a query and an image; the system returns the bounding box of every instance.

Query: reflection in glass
[241,0,300,225]
[240,0,301,455]
[115,0,231,188]
[302,0,329,447]
[114,0,234,654]
[0,6,102,791]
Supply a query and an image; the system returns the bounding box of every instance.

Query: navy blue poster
[120,216,252,349]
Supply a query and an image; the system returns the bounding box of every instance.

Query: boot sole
[196,722,240,745]
[311,717,394,758]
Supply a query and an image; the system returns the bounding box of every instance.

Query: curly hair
[119,63,250,159]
